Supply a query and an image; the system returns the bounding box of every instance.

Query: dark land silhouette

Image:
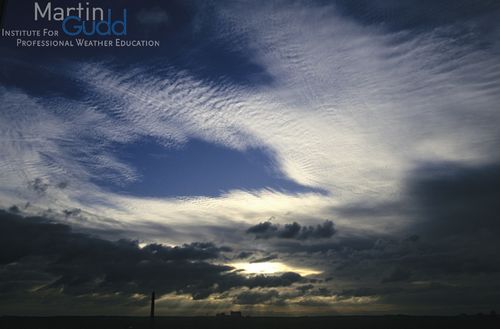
[1,314,499,329]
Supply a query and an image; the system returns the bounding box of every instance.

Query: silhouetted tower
[150,291,155,318]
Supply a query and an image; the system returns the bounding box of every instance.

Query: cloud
[1,0,500,315]
[381,268,412,283]
[29,178,48,195]
[142,242,232,261]
[250,254,278,263]
[261,159,500,308]
[247,221,277,235]
[234,289,280,305]
[0,210,302,302]
[56,181,68,189]
[408,161,500,236]
[3,0,500,240]
[8,205,20,213]
[325,161,500,278]
[247,220,336,240]
[296,284,314,293]
[63,208,81,217]
[236,251,253,259]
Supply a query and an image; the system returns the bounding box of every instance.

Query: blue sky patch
[97,138,323,198]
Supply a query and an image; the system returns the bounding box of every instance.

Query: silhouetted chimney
[150,291,155,318]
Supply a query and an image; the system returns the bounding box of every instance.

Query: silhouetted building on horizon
[215,311,243,317]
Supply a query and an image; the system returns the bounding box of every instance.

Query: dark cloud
[294,298,332,307]
[250,254,278,263]
[247,220,336,240]
[142,242,231,261]
[383,162,500,278]
[63,208,81,217]
[236,251,253,259]
[381,267,412,283]
[8,205,20,213]
[234,289,280,305]
[3,161,500,313]
[239,272,303,290]
[227,162,499,313]
[0,210,302,303]
[56,182,68,189]
[270,234,377,254]
[27,178,68,195]
[333,201,404,219]
[324,162,500,278]
[247,221,277,235]
[296,284,314,293]
[28,178,48,194]
[408,162,500,237]
[290,161,500,311]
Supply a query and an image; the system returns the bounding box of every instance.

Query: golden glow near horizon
[228,261,322,276]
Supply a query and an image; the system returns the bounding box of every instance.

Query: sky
[1,0,500,316]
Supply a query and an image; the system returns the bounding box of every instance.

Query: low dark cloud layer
[408,162,500,237]
[381,267,412,284]
[1,162,500,313]
[247,220,336,240]
[230,161,500,312]
[234,289,280,305]
[0,210,302,304]
[312,162,500,310]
